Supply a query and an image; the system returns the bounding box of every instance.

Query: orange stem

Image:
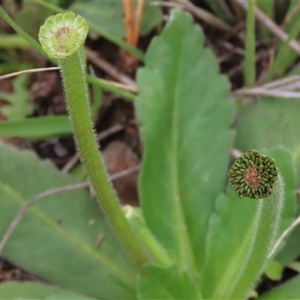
[132,0,145,46]
[122,0,135,45]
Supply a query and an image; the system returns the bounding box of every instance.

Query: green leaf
[201,147,296,299]
[137,264,203,299]
[0,74,34,121]
[136,9,235,274]
[0,142,137,299]
[0,116,71,139]
[0,282,95,299]
[258,274,300,299]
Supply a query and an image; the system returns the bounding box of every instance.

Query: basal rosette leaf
[136,9,236,274]
[0,142,137,299]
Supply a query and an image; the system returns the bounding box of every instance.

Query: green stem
[124,206,172,267]
[38,12,149,267]
[229,174,285,299]
[59,51,149,267]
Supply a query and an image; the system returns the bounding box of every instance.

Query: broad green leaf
[136,9,235,274]
[258,274,300,299]
[137,264,203,299]
[71,0,162,38]
[0,116,71,139]
[0,282,95,299]
[201,147,296,299]
[0,142,137,299]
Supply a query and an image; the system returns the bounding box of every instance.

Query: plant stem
[229,174,285,299]
[59,51,149,267]
[38,12,149,267]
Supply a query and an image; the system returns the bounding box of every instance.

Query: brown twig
[0,164,141,254]
[86,48,136,87]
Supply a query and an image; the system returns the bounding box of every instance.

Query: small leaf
[0,116,71,139]
[0,74,34,121]
[137,264,203,299]
[265,260,284,281]
[136,9,235,275]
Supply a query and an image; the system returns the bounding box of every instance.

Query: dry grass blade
[268,214,300,258]
[232,88,300,99]
[281,1,300,28]
[86,48,136,87]
[233,75,300,99]
[0,67,60,80]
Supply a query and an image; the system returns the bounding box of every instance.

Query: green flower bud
[228,150,278,199]
[38,11,89,59]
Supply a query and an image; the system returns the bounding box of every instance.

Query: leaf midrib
[170,35,197,274]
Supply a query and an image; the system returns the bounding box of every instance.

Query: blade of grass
[256,0,273,18]
[266,15,300,81]
[0,116,71,139]
[256,0,273,38]
[245,0,256,87]
[236,0,300,55]
[204,0,232,23]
